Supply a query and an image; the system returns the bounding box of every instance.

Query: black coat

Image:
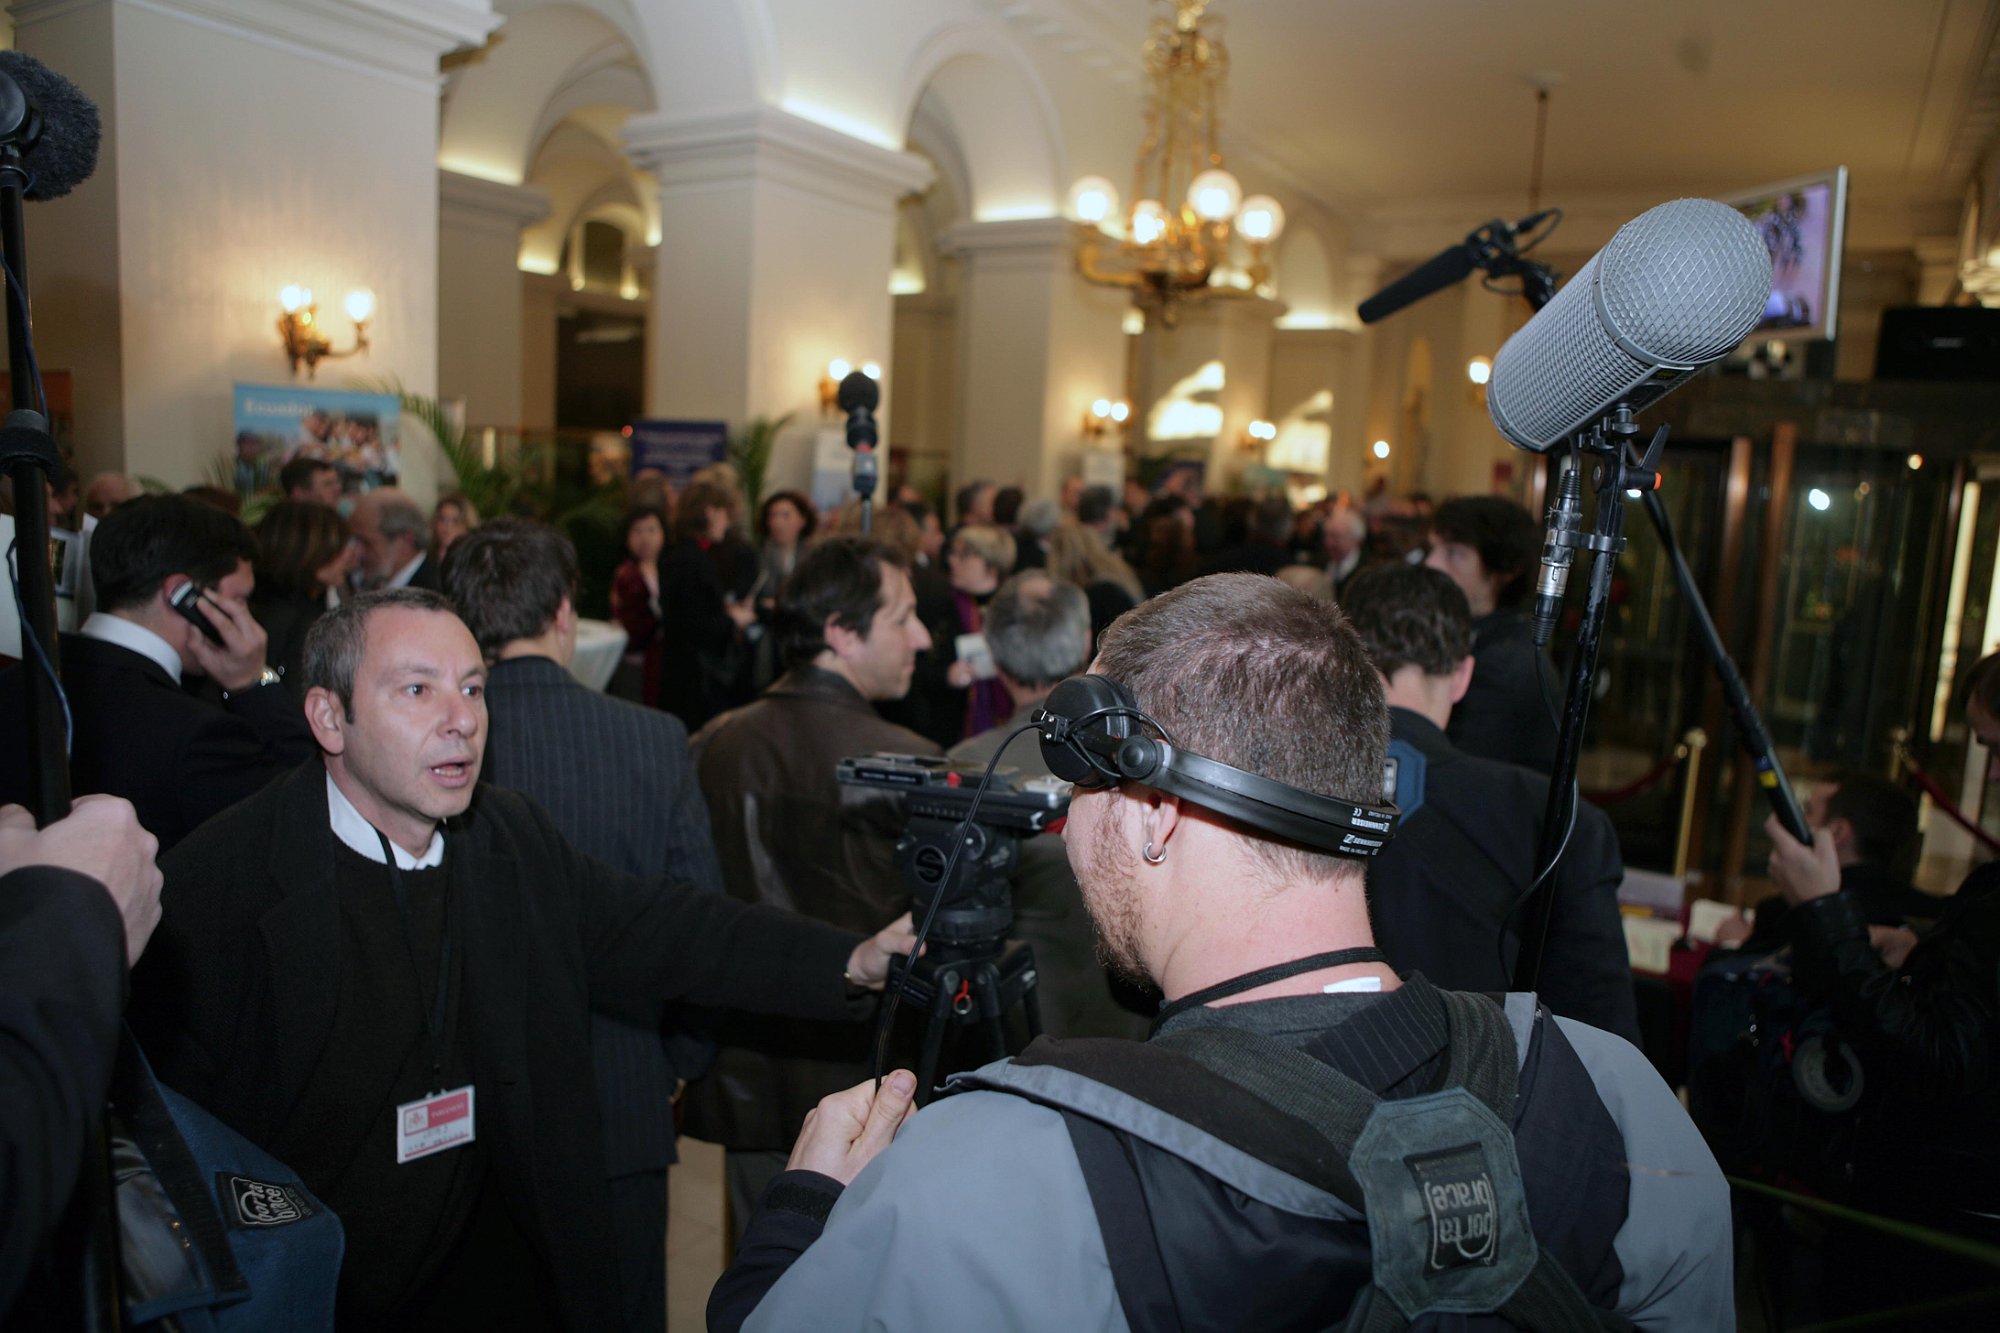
[0,867,125,1324]
[126,761,867,1331]
[1368,709,1639,1044]
[0,633,316,851]
[1449,608,1560,775]
[480,653,726,1176]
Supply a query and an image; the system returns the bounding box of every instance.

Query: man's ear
[1448,655,1475,705]
[304,686,348,755]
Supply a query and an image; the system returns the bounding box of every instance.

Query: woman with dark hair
[610,505,669,706]
[656,478,758,730]
[756,490,816,603]
[251,499,354,700]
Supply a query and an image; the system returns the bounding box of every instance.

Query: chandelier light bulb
[1236,195,1286,242]
[343,288,376,324]
[1131,200,1169,246]
[828,359,852,381]
[1067,176,1121,226]
[280,285,311,313]
[1187,168,1242,223]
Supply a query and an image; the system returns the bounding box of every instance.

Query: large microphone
[1487,198,1771,453]
[0,50,102,199]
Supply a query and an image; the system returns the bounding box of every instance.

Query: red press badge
[396,1086,475,1164]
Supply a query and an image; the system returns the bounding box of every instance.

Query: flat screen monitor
[1718,166,1849,342]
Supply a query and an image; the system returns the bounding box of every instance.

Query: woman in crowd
[657,477,758,730]
[251,500,354,700]
[756,490,815,605]
[940,523,1017,741]
[431,492,479,558]
[1045,522,1144,643]
[610,504,669,707]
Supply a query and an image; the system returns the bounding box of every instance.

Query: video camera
[835,752,1069,949]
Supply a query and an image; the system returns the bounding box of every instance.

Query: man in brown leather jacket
[686,536,940,1235]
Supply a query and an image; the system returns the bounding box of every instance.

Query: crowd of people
[1,455,1995,1331]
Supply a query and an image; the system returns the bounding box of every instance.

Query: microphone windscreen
[1488,198,1770,452]
[0,51,101,200]
[1358,243,1477,325]
[836,370,880,414]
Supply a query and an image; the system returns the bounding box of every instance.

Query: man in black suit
[126,588,914,1330]
[348,487,440,591]
[1342,563,1639,1043]
[1,795,163,1324]
[0,494,316,850]
[444,518,726,1333]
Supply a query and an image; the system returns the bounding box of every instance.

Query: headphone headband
[1033,674,1399,859]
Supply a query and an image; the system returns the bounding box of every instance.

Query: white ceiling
[1002,0,1999,249]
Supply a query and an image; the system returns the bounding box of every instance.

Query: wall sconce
[1083,398,1130,439]
[1240,418,1277,453]
[278,284,373,378]
[819,359,880,416]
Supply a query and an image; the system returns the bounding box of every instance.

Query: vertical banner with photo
[232,383,402,497]
[626,419,728,487]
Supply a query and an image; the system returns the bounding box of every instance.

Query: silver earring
[1142,841,1166,865]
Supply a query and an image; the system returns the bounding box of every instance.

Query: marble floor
[667,1139,728,1333]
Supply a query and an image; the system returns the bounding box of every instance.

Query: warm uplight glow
[861,363,881,380]
[1236,195,1285,243]
[279,285,311,313]
[1131,200,1169,246]
[1807,488,1832,512]
[1908,453,1925,471]
[1068,176,1120,226]
[343,288,376,324]
[828,359,852,381]
[1467,356,1493,386]
[1187,168,1242,223]
[1372,440,1391,459]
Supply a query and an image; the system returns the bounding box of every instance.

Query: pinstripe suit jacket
[481,653,727,1175]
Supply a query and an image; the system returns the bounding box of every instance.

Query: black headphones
[1033,674,1400,859]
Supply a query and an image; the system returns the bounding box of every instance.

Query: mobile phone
[169,580,226,645]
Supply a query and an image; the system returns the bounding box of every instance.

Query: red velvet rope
[1900,753,2000,855]
[1582,750,1683,805]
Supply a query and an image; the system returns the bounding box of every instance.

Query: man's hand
[845,911,917,991]
[1765,814,1842,906]
[181,586,273,693]
[786,1070,919,1185]
[1869,924,1919,971]
[0,797,163,965]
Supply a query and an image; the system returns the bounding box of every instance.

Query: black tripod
[881,815,1044,1104]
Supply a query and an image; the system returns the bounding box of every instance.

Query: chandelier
[1069,0,1285,326]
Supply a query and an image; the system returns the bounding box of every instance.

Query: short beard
[1078,825,1152,988]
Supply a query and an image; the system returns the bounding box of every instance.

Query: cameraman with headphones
[712,574,1730,1332]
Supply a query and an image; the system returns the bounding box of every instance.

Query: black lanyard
[1152,947,1388,1033]
[376,830,454,1094]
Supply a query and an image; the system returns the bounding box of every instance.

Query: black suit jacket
[0,633,315,851]
[481,654,727,1176]
[126,762,867,1331]
[0,867,125,1324]
[1368,709,1640,1044]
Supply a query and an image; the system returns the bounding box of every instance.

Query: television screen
[1720,167,1849,342]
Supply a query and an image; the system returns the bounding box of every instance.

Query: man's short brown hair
[1093,572,1389,881]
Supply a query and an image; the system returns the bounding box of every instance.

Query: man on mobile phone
[0,494,315,850]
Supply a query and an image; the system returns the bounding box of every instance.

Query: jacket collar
[766,665,880,714]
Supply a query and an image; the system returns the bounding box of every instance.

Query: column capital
[939,216,1075,269]
[439,169,550,237]
[14,0,500,88]
[622,105,932,214]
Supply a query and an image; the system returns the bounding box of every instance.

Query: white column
[438,170,549,430]
[12,0,496,493]
[625,106,932,496]
[941,217,1129,500]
